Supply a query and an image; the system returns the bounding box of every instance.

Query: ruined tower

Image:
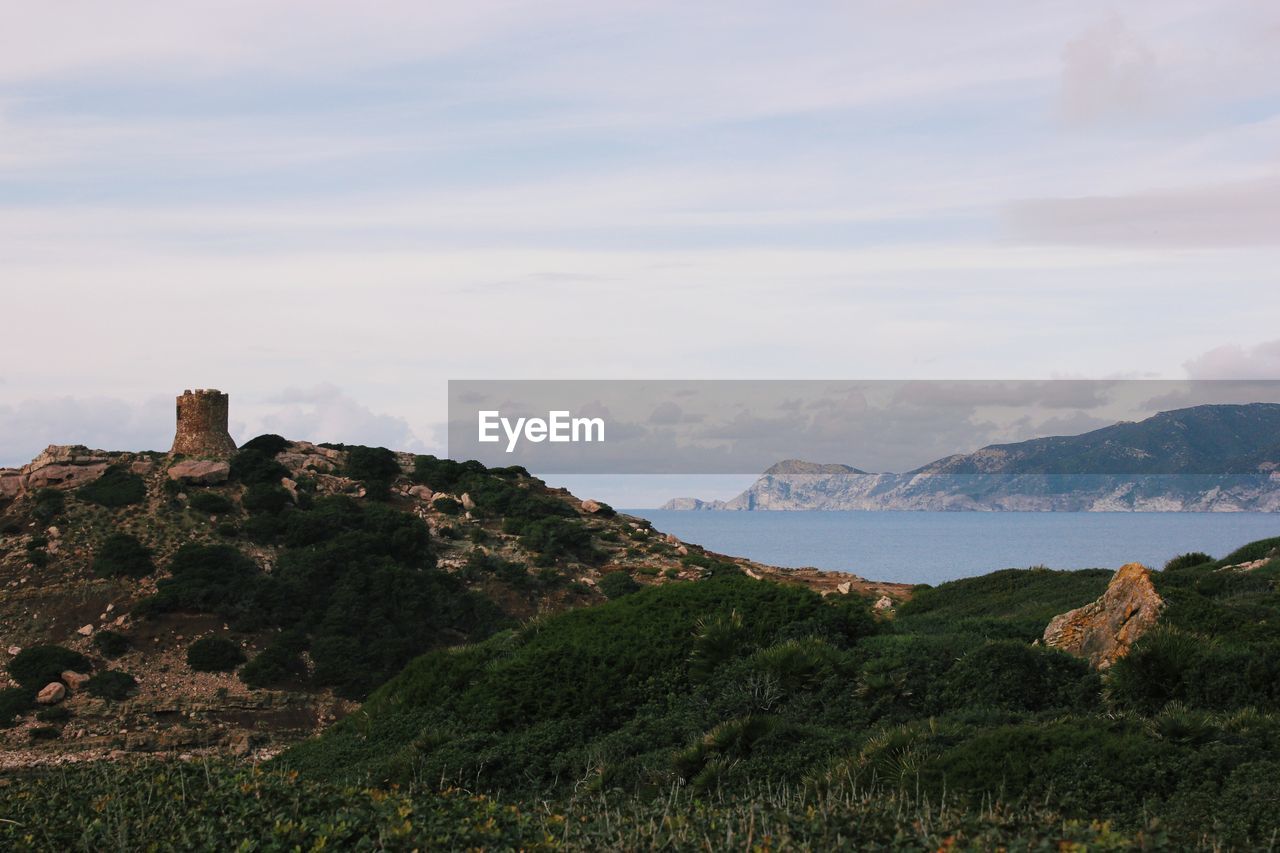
[170,389,238,458]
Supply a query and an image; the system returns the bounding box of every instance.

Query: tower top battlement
[170,389,238,458]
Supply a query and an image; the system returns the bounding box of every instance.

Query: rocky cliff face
[661,403,1280,511]
[1042,562,1163,668]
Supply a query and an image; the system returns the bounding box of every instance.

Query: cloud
[1005,177,1280,247]
[1185,339,1280,379]
[0,396,172,466]
[1058,16,1156,125]
[254,384,430,451]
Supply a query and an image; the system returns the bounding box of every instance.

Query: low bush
[187,637,247,672]
[239,434,290,456]
[432,496,462,515]
[92,533,154,578]
[240,634,307,689]
[32,488,65,523]
[86,670,138,700]
[242,483,290,515]
[93,630,131,658]
[189,491,234,514]
[8,645,91,689]
[599,570,641,599]
[36,705,71,723]
[229,449,289,486]
[78,466,146,507]
[0,686,34,727]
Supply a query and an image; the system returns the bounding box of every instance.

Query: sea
[627,510,1280,586]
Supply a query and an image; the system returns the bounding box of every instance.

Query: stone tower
[170,389,238,458]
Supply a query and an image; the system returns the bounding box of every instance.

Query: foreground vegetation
[0,761,1174,851]
[5,525,1280,848]
[277,537,1280,848]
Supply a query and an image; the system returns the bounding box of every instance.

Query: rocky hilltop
[663,403,1280,511]
[0,438,907,769]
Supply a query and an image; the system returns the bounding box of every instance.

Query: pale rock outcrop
[580,499,603,514]
[408,485,434,501]
[461,493,477,511]
[61,670,91,692]
[1043,562,1163,669]
[167,460,231,485]
[37,682,66,705]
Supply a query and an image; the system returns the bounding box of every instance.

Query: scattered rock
[836,581,852,595]
[408,485,434,501]
[130,459,156,475]
[281,477,298,502]
[76,624,94,637]
[167,459,231,485]
[36,682,66,705]
[874,596,893,611]
[664,533,680,544]
[46,526,60,539]
[61,671,91,692]
[227,730,254,757]
[6,646,21,657]
[1043,562,1163,669]
[581,499,603,514]
[461,493,477,511]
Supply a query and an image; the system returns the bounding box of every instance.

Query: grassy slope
[278,538,1280,848]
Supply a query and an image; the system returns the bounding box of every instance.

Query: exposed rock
[76,624,94,637]
[874,595,894,611]
[664,533,680,544]
[461,493,477,511]
[581,499,603,514]
[36,682,66,705]
[26,462,110,491]
[227,730,254,757]
[1043,562,1163,669]
[281,478,298,502]
[6,645,21,656]
[130,460,156,475]
[408,485,434,501]
[167,459,231,485]
[61,671,91,692]
[836,581,852,595]
[0,470,24,499]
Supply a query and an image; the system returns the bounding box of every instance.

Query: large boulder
[37,682,67,705]
[167,460,231,485]
[25,462,110,490]
[1043,562,1163,669]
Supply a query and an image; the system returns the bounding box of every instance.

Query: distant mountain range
[661,403,1280,512]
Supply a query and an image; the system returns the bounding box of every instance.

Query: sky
[2,0,1279,503]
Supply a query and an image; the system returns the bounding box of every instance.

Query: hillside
[0,438,905,768]
[6,442,1280,845]
[663,403,1280,511]
[276,536,1279,847]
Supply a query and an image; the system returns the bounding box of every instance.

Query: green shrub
[32,488,66,523]
[0,686,34,727]
[229,449,289,486]
[242,483,290,515]
[1164,552,1214,571]
[940,640,1097,713]
[240,634,307,689]
[86,670,138,700]
[343,446,401,486]
[187,637,247,672]
[92,533,154,578]
[598,571,640,599]
[189,491,234,514]
[93,630,131,658]
[78,466,146,507]
[8,645,91,689]
[432,497,462,515]
[216,521,239,538]
[138,544,264,621]
[36,705,71,723]
[240,434,290,456]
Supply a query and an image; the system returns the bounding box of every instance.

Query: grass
[0,760,1180,851]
